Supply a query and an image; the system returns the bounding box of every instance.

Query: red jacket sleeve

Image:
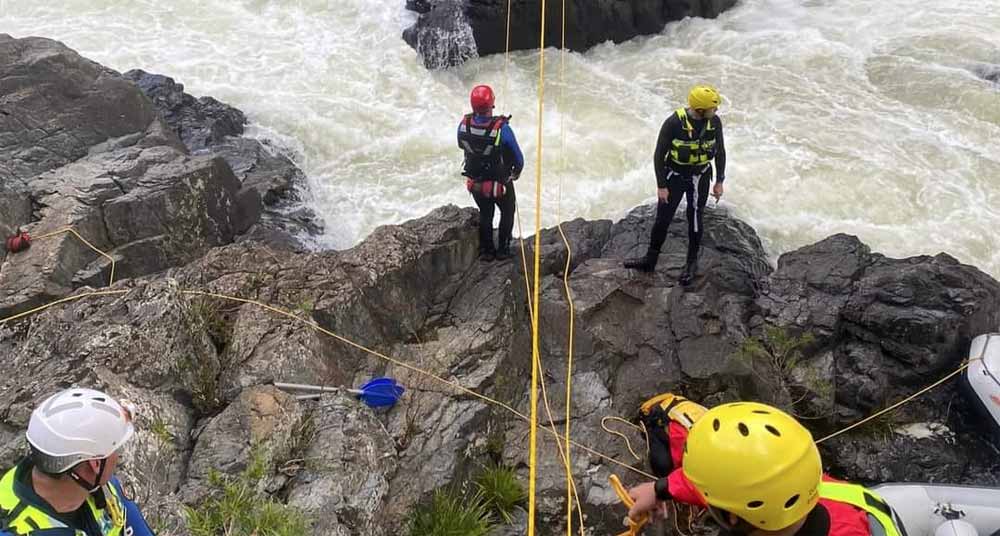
[666,468,707,507]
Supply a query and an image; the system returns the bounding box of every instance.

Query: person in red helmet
[458,84,524,261]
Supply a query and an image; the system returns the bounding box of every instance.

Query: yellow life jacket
[667,107,718,167]
[638,392,708,430]
[819,482,905,536]
[0,462,127,536]
[637,393,708,477]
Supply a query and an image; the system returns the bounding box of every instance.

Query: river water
[2,0,998,275]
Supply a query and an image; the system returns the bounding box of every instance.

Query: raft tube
[962,333,1000,441]
[873,483,1000,536]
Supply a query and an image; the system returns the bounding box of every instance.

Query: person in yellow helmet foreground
[627,402,906,536]
[624,85,727,285]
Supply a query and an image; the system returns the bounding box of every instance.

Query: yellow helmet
[682,402,822,531]
[688,85,722,110]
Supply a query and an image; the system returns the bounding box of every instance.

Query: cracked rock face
[0,35,323,320]
[123,69,324,249]
[0,35,159,186]
[494,204,1000,531]
[2,202,1000,535]
[0,139,255,317]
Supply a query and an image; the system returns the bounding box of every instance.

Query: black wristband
[654,478,671,502]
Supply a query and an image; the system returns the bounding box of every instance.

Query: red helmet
[470,85,495,113]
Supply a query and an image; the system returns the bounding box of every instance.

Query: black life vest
[458,114,507,180]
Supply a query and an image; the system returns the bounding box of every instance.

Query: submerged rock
[404,0,739,68]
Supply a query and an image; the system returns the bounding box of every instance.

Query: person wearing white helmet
[0,388,155,536]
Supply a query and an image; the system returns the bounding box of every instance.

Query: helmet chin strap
[69,458,107,493]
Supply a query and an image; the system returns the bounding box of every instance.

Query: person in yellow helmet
[624,85,727,286]
[626,402,906,536]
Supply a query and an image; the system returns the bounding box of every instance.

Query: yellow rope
[513,209,587,527]
[501,0,534,321]
[502,0,513,110]
[814,359,977,444]
[507,0,534,330]
[178,291,656,477]
[0,282,654,481]
[598,359,979,471]
[601,416,644,462]
[34,227,117,286]
[555,2,579,533]
[526,0,549,530]
[0,290,128,326]
[1,227,122,324]
[8,236,977,487]
[13,220,599,528]
[533,349,587,533]
[515,216,535,327]
[500,0,585,531]
[182,290,526,409]
[502,22,585,531]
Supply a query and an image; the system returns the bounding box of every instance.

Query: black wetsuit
[640,111,726,272]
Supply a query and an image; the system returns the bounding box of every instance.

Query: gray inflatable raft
[874,484,1000,536]
[964,333,1000,440]
[874,334,1000,536]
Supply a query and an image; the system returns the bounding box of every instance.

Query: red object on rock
[5,231,31,253]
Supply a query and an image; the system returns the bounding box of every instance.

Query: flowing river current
[2,0,999,275]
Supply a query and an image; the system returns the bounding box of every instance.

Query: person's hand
[712,181,724,201]
[657,187,669,203]
[627,482,666,521]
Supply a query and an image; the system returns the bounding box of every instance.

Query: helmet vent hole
[765,425,781,437]
[752,410,770,414]
[738,423,750,436]
[747,501,764,509]
[784,495,800,509]
[713,419,721,431]
[72,393,82,397]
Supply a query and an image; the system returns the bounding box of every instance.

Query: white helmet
[26,388,135,475]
